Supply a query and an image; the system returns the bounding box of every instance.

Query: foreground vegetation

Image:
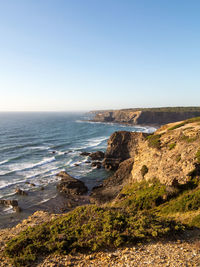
[5,173,200,266]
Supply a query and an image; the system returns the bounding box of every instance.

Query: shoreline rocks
[0,199,21,213]
[56,171,88,195]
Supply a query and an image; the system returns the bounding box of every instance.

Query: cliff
[91,107,200,126]
[91,116,200,203]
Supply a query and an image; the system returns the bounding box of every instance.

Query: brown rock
[57,171,88,195]
[91,161,102,169]
[15,188,28,196]
[90,158,134,204]
[89,151,105,160]
[80,152,91,156]
[103,131,147,170]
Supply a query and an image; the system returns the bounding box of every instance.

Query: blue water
[0,112,155,226]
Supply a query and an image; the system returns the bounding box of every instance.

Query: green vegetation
[141,165,148,177]
[176,154,181,162]
[122,107,200,113]
[196,149,200,163]
[4,205,183,266]
[168,143,176,150]
[168,122,186,131]
[168,117,200,131]
[147,134,161,149]
[4,174,200,266]
[160,187,200,214]
[115,179,167,212]
[180,134,198,143]
[191,214,200,228]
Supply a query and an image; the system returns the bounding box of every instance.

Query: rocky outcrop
[91,107,200,126]
[15,188,28,196]
[103,131,147,170]
[91,117,200,203]
[90,158,134,204]
[0,199,21,212]
[57,171,88,195]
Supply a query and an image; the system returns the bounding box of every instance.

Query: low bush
[4,205,184,266]
[168,143,176,150]
[115,179,167,212]
[147,135,161,149]
[160,187,200,214]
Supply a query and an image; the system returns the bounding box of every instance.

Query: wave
[0,159,9,166]
[0,157,56,176]
[70,136,108,151]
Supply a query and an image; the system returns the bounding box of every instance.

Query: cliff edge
[91,107,200,126]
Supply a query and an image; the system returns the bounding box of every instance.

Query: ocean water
[0,112,155,227]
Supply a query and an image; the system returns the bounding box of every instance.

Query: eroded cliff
[91,107,200,126]
[91,117,200,203]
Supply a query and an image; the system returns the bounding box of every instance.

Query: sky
[0,0,200,111]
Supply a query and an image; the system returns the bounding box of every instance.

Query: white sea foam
[0,157,56,176]
[0,159,9,166]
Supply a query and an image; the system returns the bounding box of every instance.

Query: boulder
[89,151,105,160]
[91,161,102,169]
[15,188,28,196]
[57,171,88,195]
[0,199,22,212]
[80,152,91,156]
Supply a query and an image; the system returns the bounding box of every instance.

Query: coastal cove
[0,112,155,228]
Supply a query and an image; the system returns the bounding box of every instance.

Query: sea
[0,112,156,228]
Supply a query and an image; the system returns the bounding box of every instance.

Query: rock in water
[57,171,88,195]
[89,151,105,160]
[15,188,28,196]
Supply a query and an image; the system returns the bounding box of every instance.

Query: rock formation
[102,131,147,170]
[91,107,200,126]
[57,171,88,195]
[91,117,200,203]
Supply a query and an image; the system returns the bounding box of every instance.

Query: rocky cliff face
[92,108,200,126]
[91,117,200,203]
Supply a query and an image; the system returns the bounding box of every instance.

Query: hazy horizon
[1,1,200,111]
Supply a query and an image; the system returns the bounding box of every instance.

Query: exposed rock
[80,152,91,156]
[15,188,28,196]
[130,120,200,186]
[91,161,102,169]
[102,131,147,170]
[90,158,134,204]
[57,171,88,195]
[0,199,22,212]
[89,151,105,160]
[91,107,200,126]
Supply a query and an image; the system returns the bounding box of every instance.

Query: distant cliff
[91,107,200,126]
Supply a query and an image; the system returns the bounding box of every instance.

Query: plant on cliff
[146,134,161,149]
[4,204,184,266]
[168,143,176,150]
[196,149,200,163]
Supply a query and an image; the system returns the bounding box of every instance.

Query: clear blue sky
[0,0,200,111]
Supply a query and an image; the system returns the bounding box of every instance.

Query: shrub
[141,165,148,177]
[168,143,176,150]
[196,149,200,163]
[168,122,186,131]
[4,205,183,266]
[160,187,200,214]
[115,179,167,212]
[147,135,161,149]
[176,155,181,162]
